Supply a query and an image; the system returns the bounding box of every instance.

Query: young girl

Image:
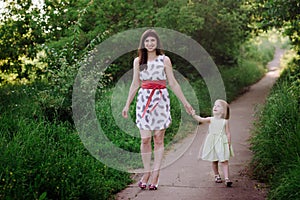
[192,99,234,187]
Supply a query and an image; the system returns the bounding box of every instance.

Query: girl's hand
[122,106,129,118]
[191,109,196,116]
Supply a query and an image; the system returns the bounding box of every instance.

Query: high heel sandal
[138,180,147,190]
[225,178,232,187]
[138,175,150,190]
[214,174,222,183]
[149,179,159,190]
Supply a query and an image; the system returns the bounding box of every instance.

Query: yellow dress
[200,117,234,162]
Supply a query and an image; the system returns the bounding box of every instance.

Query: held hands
[191,109,196,116]
[190,109,199,121]
[184,103,194,115]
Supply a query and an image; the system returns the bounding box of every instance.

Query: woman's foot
[149,173,159,191]
[138,181,147,190]
[214,174,222,183]
[138,174,150,190]
[225,178,232,187]
[149,179,159,190]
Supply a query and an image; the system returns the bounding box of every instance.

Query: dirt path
[116,48,285,200]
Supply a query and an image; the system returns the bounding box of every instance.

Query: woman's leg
[151,129,166,185]
[140,130,152,183]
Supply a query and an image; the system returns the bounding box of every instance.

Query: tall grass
[250,58,300,199]
[0,84,132,200]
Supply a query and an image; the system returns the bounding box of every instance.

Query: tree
[0,0,46,81]
[252,0,300,54]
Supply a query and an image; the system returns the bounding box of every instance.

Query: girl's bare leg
[151,129,165,185]
[221,161,229,179]
[212,161,220,175]
[140,130,152,183]
[221,161,232,186]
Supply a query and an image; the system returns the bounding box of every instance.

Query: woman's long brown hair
[138,29,164,71]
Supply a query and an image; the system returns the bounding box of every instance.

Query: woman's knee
[141,137,151,145]
[154,133,164,147]
[154,139,164,147]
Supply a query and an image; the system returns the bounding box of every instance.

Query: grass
[0,84,132,200]
[250,56,300,199]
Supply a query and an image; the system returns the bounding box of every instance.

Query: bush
[0,84,131,200]
[268,163,300,199]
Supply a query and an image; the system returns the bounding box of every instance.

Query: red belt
[141,80,166,118]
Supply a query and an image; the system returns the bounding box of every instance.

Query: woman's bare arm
[122,58,140,118]
[164,56,193,114]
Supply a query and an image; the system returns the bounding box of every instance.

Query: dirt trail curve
[116,48,285,200]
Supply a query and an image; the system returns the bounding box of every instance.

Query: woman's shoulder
[161,54,170,60]
[133,57,140,65]
[133,57,140,69]
[162,55,171,66]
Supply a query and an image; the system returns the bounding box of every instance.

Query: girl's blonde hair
[215,99,230,119]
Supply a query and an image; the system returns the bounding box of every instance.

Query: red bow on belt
[141,80,167,118]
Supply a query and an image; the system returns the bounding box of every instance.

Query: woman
[122,29,193,190]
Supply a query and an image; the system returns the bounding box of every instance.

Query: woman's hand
[122,106,129,118]
[184,103,194,115]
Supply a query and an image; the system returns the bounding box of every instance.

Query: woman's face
[144,36,157,52]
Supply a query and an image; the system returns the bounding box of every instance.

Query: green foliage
[154,0,204,34]
[188,0,252,65]
[0,1,46,82]
[221,33,275,102]
[0,84,132,200]
[1,0,254,84]
[268,163,300,200]
[252,0,300,54]
[250,58,300,199]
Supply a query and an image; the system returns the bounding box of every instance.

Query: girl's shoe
[225,178,232,187]
[214,174,222,183]
[149,179,159,190]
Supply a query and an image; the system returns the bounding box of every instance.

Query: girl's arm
[122,58,140,118]
[164,56,193,114]
[191,110,211,123]
[225,120,231,145]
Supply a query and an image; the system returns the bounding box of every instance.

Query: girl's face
[144,36,157,52]
[213,101,224,117]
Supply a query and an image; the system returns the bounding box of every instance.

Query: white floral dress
[136,55,171,130]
